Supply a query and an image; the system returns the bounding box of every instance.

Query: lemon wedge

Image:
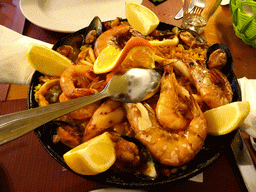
[63,132,116,175]
[204,101,250,136]
[125,1,159,35]
[26,43,73,76]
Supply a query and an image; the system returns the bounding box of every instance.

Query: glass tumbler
[182,0,222,33]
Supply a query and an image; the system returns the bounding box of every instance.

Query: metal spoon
[0,68,161,145]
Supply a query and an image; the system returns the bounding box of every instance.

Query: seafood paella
[31,17,236,181]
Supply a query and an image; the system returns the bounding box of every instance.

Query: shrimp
[59,64,106,119]
[124,94,208,166]
[82,99,126,142]
[94,25,144,56]
[60,65,98,98]
[209,68,233,103]
[59,92,101,120]
[156,72,190,130]
[189,60,233,108]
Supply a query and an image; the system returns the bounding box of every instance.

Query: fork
[191,0,205,16]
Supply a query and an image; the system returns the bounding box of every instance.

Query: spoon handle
[0,90,110,145]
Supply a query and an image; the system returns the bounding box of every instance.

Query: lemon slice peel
[63,132,116,175]
[26,43,72,76]
[125,1,159,36]
[204,101,250,136]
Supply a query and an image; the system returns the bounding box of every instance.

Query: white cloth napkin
[238,77,256,138]
[0,25,52,85]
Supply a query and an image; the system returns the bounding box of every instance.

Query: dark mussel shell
[52,16,103,62]
[206,43,233,77]
[179,28,205,44]
[120,136,157,180]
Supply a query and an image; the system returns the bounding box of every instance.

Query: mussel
[49,120,83,149]
[112,135,157,180]
[52,16,103,62]
[206,43,233,76]
[179,29,206,45]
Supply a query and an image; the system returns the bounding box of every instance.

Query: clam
[52,16,103,62]
[206,43,233,76]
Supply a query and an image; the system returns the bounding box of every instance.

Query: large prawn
[60,64,105,99]
[189,60,233,108]
[124,92,208,166]
[59,64,106,119]
[155,72,190,130]
[94,25,144,56]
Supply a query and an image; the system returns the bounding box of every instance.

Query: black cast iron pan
[28,21,241,188]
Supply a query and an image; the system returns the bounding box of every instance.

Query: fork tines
[192,6,204,16]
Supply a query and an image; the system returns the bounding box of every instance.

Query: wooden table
[1,0,256,191]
